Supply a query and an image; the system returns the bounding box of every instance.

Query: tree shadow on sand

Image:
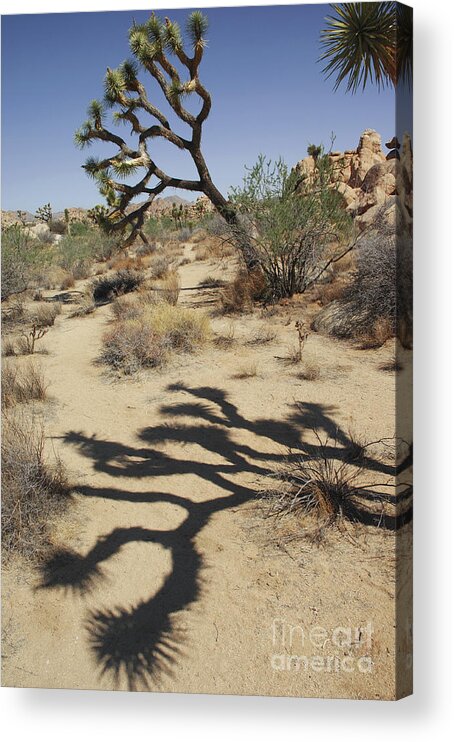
[38,383,412,690]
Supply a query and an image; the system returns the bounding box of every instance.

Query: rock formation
[295,128,413,233]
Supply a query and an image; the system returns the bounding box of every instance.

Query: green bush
[57,228,119,274]
[1,225,52,300]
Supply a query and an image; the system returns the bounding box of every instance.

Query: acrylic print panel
[1,2,413,699]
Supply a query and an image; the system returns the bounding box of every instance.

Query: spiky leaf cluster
[320,2,397,92]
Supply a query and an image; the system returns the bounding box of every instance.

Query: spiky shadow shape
[86,602,185,691]
[39,547,106,594]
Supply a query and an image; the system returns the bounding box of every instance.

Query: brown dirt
[1,243,412,698]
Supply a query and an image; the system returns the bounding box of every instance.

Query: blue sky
[1,4,396,211]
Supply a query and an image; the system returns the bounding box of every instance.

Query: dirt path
[2,247,407,698]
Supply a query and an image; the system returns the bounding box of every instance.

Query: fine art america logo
[271,618,374,674]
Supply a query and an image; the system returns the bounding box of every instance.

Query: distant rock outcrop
[294,128,413,233]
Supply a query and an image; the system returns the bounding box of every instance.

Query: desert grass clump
[1,410,70,561]
[261,436,366,538]
[29,302,61,328]
[297,360,321,381]
[233,362,258,379]
[247,328,277,345]
[148,303,210,353]
[2,361,47,408]
[214,322,236,349]
[148,254,170,279]
[92,269,144,303]
[111,294,144,321]
[220,270,265,314]
[2,337,17,357]
[60,273,76,290]
[100,303,210,374]
[158,270,181,305]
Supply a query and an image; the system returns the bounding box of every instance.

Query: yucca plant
[75,11,256,265]
[320,2,412,93]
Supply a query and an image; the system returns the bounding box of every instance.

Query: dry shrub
[148,254,170,279]
[193,236,234,261]
[297,360,321,381]
[247,328,277,345]
[233,362,258,379]
[28,302,61,328]
[281,346,303,365]
[312,218,412,349]
[190,228,208,244]
[1,410,70,561]
[100,303,210,374]
[261,433,372,540]
[34,266,68,291]
[314,277,349,306]
[198,275,226,288]
[111,294,143,321]
[158,270,181,305]
[2,361,47,408]
[101,320,168,374]
[60,273,76,290]
[92,269,144,303]
[136,241,157,257]
[1,299,26,328]
[2,337,17,357]
[108,254,144,272]
[358,317,394,349]
[71,260,92,280]
[220,269,265,314]
[193,244,210,261]
[214,322,236,349]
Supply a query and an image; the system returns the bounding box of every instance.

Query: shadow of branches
[39,382,412,690]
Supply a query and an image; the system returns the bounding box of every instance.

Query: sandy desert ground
[1,241,412,699]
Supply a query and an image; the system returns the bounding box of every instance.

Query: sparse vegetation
[148,254,170,279]
[16,325,49,355]
[220,270,265,314]
[1,410,70,561]
[233,362,259,379]
[261,433,373,538]
[1,361,48,408]
[312,218,412,349]
[100,302,210,374]
[92,269,144,303]
[28,303,61,328]
[297,360,321,381]
[158,271,181,306]
[247,328,277,345]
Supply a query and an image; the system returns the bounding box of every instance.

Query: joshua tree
[75,11,250,258]
[87,204,110,228]
[35,202,53,224]
[320,2,412,93]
